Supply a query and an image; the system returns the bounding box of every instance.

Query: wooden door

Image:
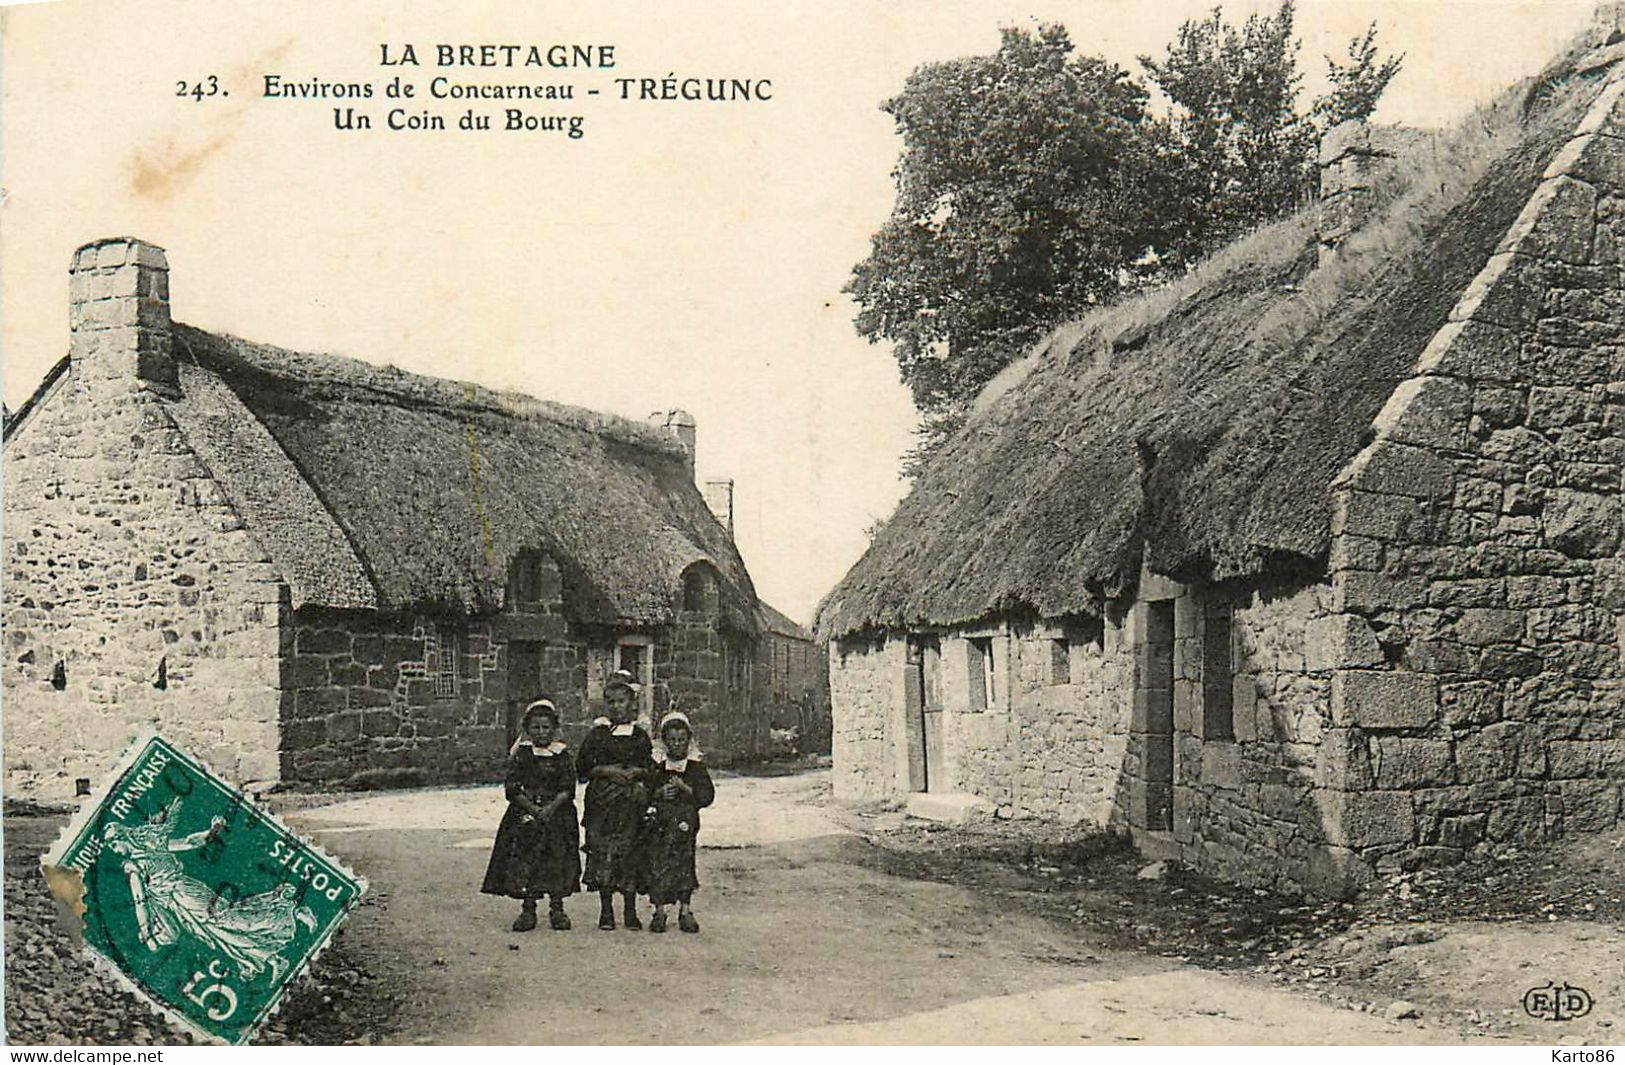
[904,639,928,792]
[904,635,944,793]
[921,639,945,793]
[1143,603,1175,830]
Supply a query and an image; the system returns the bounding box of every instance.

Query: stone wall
[281,559,759,783]
[757,631,832,754]
[824,574,1355,893]
[945,620,1130,823]
[1064,565,1353,893]
[662,611,757,762]
[278,610,571,786]
[3,240,284,800]
[829,634,907,803]
[1320,77,1625,881]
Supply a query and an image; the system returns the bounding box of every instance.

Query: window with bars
[430,627,459,700]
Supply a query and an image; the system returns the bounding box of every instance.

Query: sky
[0,0,1607,623]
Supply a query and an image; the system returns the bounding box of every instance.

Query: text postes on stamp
[41,732,366,1045]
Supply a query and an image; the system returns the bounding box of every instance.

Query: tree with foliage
[1315,22,1406,129]
[849,4,1403,467]
[1140,3,1406,262]
[845,25,1160,434]
[1140,2,1318,264]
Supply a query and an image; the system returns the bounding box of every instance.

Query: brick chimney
[68,238,176,394]
[646,408,696,475]
[703,478,734,537]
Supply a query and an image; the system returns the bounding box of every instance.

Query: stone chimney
[68,237,176,394]
[1317,122,1431,265]
[703,478,734,537]
[646,408,697,475]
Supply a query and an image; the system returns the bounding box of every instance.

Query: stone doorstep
[905,790,994,825]
[1132,828,1181,864]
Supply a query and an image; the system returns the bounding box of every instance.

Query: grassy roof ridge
[171,323,683,456]
[965,22,1617,429]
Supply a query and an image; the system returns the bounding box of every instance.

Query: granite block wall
[1319,79,1625,878]
[4,240,284,800]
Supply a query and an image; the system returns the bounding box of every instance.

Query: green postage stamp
[41,733,366,1045]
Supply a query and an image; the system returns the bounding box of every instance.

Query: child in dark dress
[640,711,714,934]
[481,700,581,931]
[576,672,654,931]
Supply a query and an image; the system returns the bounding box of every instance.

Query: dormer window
[680,562,719,614]
[509,551,552,612]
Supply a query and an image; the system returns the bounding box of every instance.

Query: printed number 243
[177,76,225,100]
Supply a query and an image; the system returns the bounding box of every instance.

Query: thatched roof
[759,600,814,642]
[818,40,1614,640]
[154,325,759,629]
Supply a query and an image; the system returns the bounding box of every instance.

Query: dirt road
[288,772,1470,1045]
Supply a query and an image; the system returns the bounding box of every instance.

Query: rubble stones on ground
[4,815,391,1046]
[852,810,1624,1041]
[1385,1000,1423,1021]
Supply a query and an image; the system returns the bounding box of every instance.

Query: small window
[968,637,995,711]
[431,627,459,700]
[1202,605,1234,740]
[1050,638,1071,685]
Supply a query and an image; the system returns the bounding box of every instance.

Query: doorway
[1143,602,1175,831]
[905,635,943,792]
[507,640,543,751]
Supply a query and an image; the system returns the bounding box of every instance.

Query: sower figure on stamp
[639,710,714,934]
[577,670,653,931]
[102,799,317,981]
[481,699,581,931]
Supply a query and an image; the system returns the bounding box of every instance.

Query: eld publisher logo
[1523,982,1594,1021]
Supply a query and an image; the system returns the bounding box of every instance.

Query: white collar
[610,723,636,737]
[660,749,700,771]
[510,738,566,757]
[592,717,611,728]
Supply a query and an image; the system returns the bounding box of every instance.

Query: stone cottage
[757,601,833,755]
[4,237,763,799]
[817,36,1625,895]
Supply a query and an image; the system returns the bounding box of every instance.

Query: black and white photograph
[2,0,1622,1049]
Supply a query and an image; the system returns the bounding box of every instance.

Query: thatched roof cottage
[817,33,1625,895]
[756,600,833,755]
[4,237,764,798]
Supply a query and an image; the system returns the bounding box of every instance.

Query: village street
[284,770,1471,1045]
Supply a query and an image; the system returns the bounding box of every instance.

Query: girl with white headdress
[480,699,581,931]
[638,709,714,934]
[576,670,654,930]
